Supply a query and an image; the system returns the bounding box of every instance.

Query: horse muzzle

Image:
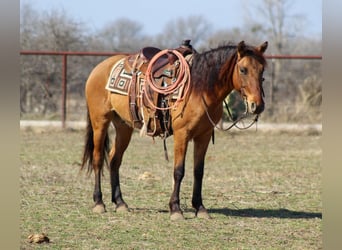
[247,101,264,114]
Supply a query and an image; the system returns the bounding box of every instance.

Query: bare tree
[243,0,306,53]
[241,0,307,106]
[20,5,89,116]
[96,18,150,52]
[203,27,264,52]
[240,0,321,123]
[20,2,321,123]
[154,15,212,49]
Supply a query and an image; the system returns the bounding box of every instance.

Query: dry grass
[20,127,321,249]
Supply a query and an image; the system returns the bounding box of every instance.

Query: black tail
[81,109,110,175]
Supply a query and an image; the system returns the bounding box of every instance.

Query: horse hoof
[170,212,185,221]
[116,204,129,212]
[93,204,106,214]
[196,210,211,219]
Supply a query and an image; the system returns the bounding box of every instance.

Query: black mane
[191,44,237,93]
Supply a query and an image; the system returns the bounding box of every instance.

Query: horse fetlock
[191,198,203,210]
[169,198,181,210]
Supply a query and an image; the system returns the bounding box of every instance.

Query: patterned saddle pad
[105,57,183,100]
[105,58,142,95]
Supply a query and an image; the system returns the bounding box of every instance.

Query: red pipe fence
[20,50,322,128]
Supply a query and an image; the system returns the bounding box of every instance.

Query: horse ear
[257,41,268,54]
[237,40,246,59]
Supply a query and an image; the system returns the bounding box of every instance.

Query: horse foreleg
[192,131,212,219]
[169,134,188,220]
[109,119,133,212]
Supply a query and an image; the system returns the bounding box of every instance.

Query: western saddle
[123,40,195,138]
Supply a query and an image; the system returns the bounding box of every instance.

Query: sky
[20,0,322,38]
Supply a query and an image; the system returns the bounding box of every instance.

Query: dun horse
[81,40,268,220]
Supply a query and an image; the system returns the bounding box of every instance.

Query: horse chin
[255,104,265,114]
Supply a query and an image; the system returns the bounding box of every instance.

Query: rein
[201,96,259,131]
[223,99,259,130]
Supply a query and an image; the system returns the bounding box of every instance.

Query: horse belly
[110,94,132,124]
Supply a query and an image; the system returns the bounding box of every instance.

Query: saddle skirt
[105,44,194,137]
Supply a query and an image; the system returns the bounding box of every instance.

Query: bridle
[201,95,259,131]
[224,98,259,130]
[202,65,265,131]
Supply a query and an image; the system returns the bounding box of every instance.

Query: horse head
[233,41,268,115]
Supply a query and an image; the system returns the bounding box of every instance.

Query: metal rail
[20,50,322,128]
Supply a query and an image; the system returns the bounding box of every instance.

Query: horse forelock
[243,47,267,66]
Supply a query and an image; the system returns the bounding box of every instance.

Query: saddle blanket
[105,58,183,99]
[105,58,144,95]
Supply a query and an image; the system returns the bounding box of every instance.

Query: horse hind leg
[91,121,111,214]
[81,108,110,213]
[109,116,133,212]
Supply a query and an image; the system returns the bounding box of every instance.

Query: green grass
[20,128,322,249]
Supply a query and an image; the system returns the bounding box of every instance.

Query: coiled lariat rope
[143,49,191,111]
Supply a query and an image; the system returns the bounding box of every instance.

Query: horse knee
[173,166,185,182]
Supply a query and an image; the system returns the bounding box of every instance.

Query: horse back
[86,55,128,96]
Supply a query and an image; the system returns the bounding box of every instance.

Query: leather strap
[129,54,143,127]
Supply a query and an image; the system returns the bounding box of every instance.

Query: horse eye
[239,67,247,75]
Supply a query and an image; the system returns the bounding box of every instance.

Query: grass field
[20,127,322,249]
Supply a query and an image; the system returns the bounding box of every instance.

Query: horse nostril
[250,102,256,113]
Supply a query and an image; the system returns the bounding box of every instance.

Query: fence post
[62,54,67,128]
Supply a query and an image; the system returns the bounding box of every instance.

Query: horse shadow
[208,207,322,219]
[129,207,321,220]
